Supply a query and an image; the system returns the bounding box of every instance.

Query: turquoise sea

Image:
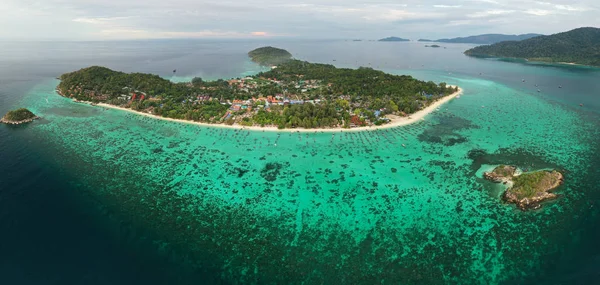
[1,40,599,284]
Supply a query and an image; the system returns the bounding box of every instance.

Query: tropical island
[436,33,542,44]
[248,46,292,66]
[56,47,460,131]
[484,165,564,210]
[1,108,39,125]
[400,33,541,44]
[378,37,410,42]
[425,45,441,48]
[465,27,600,67]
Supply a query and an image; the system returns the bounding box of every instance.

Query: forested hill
[436,33,542,44]
[248,47,292,66]
[258,60,456,100]
[464,27,600,67]
[378,37,410,42]
[58,66,183,99]
[2,108,37,123]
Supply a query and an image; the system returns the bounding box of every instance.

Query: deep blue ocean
[0,39,599,284]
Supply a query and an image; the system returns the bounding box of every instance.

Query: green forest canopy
[248,46,293,66]
[259,59,455,104]
[3,108,36,122]
[464,27,600,66]
[511,171,562,200]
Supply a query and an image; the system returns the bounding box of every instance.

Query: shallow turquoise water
[13,66,598,283]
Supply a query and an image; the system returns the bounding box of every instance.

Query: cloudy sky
[1,0,598,40]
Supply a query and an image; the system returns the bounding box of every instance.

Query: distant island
[435,33,542,44]
[418,39,433,42]
[378,37,410,42]
[484,165,564,210]
[1,108,38,125]
[56,47,460,131]
[425,45,441,48]
[248,47,292,66]
[464,27,600,67]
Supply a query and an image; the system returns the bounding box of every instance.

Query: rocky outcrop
[483,165,516,183]
[502,188,557,211]
[484,166,564,211]
[1,108,39,125]
[0,117,39,125]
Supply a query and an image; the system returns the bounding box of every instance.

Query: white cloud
[447,20,473,26]
[468,9,515,18]
[433,5,462,8]
[362,9,417,21]
[475,0,500,4]
[0,0,597,40]
[554,5,587,12]
[524,9,553,16]
[73,17,133,24]
[96,29,264,39]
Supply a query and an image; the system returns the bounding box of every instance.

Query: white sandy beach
[87,87,463,133]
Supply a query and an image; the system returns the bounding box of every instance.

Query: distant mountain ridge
[378,34,541,44]
[464,27,600,67]
[435,33,543,44]
[378,37,410,42]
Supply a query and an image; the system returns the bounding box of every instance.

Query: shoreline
[71,87,462,133]
[1,116,39,125]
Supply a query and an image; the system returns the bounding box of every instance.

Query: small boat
[522,79,525,82]
[580,104,584,107]
[537,89,541,93]
[559,85,562,88]
[173,69,177,73]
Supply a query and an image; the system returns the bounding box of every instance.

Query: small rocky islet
[484,165,564,210]
[1,108,39,125]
